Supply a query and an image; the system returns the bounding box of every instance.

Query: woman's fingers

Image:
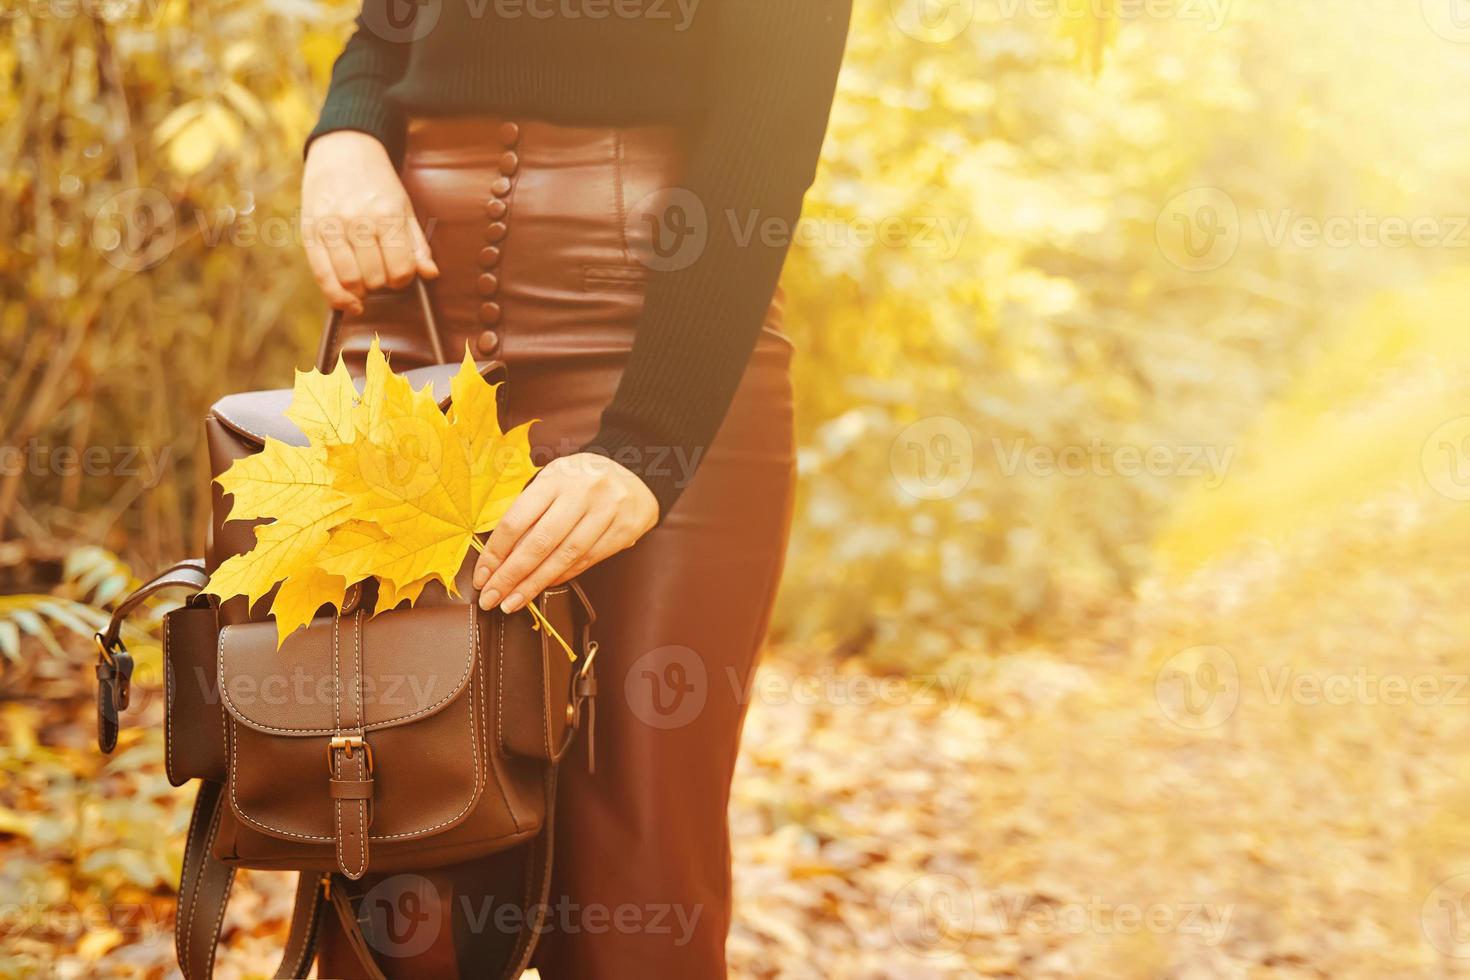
[479,494,584,612]
[504,507,618,609]
[379,211,420,289]
[474,475,559,592]
[350,221,390,293]
[566,519,639,578]
[303,238,361,313]
[302,132,431,308]
[408,215,440,280]
[312,207,429,308]
[321,220,367,302]
[473,453,658,611]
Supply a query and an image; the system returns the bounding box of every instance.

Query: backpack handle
[94,558,210,752]
[314,277,446,373]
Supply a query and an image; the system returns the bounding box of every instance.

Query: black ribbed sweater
[309,1,851,516]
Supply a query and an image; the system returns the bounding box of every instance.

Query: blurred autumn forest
[9,0,1470,976]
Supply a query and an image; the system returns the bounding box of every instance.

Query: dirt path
[7,498,1470,977]
[728,496,1470,979]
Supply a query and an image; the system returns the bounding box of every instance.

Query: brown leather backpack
[94,283,598,979]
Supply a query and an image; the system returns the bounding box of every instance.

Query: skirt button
[498,121,521,146]
[498,151,520,176]
[478,302,503,325]
[476,273,499,296]
[484,198,507,220]
[490,176,512,197]
[484,222,508,244]
[477,329,500,354]
[477,246,501,267]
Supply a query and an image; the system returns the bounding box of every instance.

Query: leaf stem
[525,601,577,662]
[466,536,572,660]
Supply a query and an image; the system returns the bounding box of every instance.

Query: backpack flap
[215,603,510,879]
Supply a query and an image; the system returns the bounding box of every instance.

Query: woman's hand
[301,131,438,314]
[474,453,659,613]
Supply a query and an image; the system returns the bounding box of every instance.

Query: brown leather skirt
[316,117,796,978]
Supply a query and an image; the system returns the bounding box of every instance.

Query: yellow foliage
[1054,0,1121,75]
[285,355,360,446]
[213,438,344,522]
[7,0,1470,665]
[204,341,537,643]
[271,565,348,640]
[1157,270,1470,570]
[205,502,348,610]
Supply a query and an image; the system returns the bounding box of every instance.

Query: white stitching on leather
[353,612,366,876]
[165,613,174,782]
[227,602,486,843]
[354,611,363,729]
[479,606,518,832]
[210,407,272,445]
[182,785,229,977]
[216,618,476,734]
[540,596,553,759]
[495,594,568,760]
[496,612,506,750]
[334,616,347,874]
[283,878,321,976]
[205,862,237,979]
[176,790,210,971]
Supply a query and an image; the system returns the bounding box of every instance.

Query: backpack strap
[94,559,209,753]
[330,612,375,880]
[175,780,385,979]
[173,771,562,980]
[498,766,560,980]
[98,561,573,980]
[316,277,447,372]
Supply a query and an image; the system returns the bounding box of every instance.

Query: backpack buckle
[326,735,374,774]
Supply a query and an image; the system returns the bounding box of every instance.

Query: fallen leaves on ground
[8,492,1470,976]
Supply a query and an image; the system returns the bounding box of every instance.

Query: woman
[300,2,850,977]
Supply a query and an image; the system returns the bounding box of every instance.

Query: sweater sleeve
[306,1,415,159]
[582,1,851,518]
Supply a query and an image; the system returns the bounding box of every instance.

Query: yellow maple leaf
[325,351,537,595]
[204,502,348,607]
[202,340,536,644]
[315,519,389,574]
[271,566,347,644]
[375,574,435,614]
[354,337,418,441]
[215,437,343,522]
[285,353,358,446]
[316,521,434,613]
[450,349,533,515]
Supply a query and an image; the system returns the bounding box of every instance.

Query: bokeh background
[8,0,1470,976]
